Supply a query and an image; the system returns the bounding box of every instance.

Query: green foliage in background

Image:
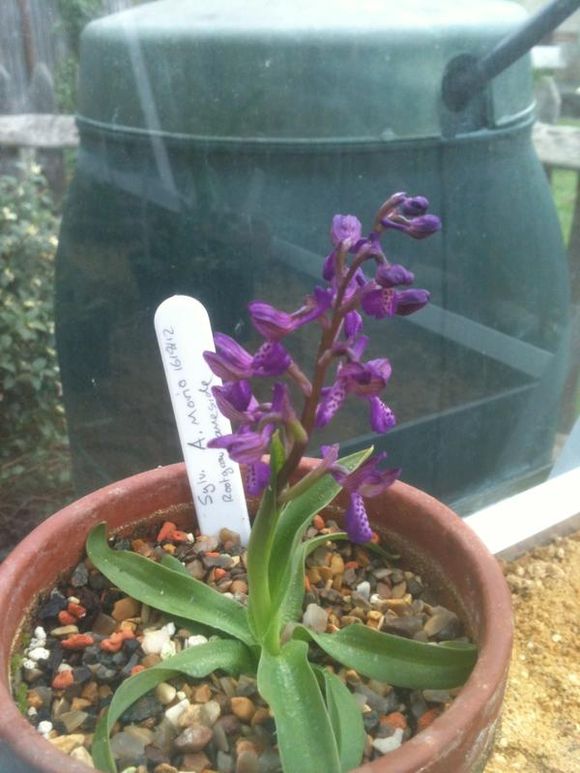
[54,0,105,112]
[0,164,68,490]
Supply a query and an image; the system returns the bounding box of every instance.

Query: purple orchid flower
[249,288,332,341]
[381,213,441,240]
[361,284,430,319]
[375,263,415,288]
[330,214,362,248]
[212,380,259,424]
[207,425,274,465]
[400,196,429,217]
[315,358,392,428]
[368,396,396,433]
[204,333,292,381]
[328,452,400,543]
[246,461,271,496]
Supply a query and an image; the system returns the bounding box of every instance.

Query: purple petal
[340,358,391,397]
[361,285,397,319]
[246,461,271,496]
[344,310,363,338]
[368,396,396,433]
[393,289,430,316]
[375,263,415,288]
[212,381,255,423]
[345,493,373,543]
[252,341,292,377]
[248,301,294,340]
[404,214,441,239]
[315,380,347,428]
[323,249,337,281]
[208,427,272,464]
[400,196,429,216]
[330,214,362,248]
[204,334,254,380]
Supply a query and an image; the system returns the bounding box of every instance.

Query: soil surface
[485,531,580,773]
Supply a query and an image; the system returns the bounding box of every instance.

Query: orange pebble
[58,610,76,626]
[417,708,441,732]
[67,602,86,619]
[214,567,227,581]
[205,551,220,558]
[61,634,94,650]
[312,514,325,530]
[130,665,145,676]
[157,521,177,542]
[100,628,135,652]
[370,532,380,544]
[52,670,74,689]
[171,530,190,542]
[304,575,311,592]
[344,561,359,570]
[381,711,407,731]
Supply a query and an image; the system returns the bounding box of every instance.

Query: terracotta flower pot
[0,460,512,773]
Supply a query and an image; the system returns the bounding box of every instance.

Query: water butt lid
[77,0,533,144]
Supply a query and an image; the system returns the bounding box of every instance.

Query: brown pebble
[230,696,256,722]
[26,690,45,709]
[251,707,271,726]
[50,625,79,639]
[194,683,213,703]
[79,681,98,704]
[312,514,325,530]
[235,738,259,756]
[92,612,117,637]
[173,723,213,752]
[48,735,86,754]
[112,596,141,622]
[230,579,248,595]
[181,750,211,771]
[70,697,92,711]
[153,765,180,773]
[141,653,162,668]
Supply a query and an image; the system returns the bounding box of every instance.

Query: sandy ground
[485,531,580,773]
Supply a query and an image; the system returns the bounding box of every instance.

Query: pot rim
[0,461,512,773]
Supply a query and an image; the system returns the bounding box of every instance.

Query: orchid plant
[87,195,477,773]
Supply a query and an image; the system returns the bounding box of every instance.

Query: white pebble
[176,690,186,700]
[27,707,38,717]
[22,659,36,671]
[159,640,177,660]
[33,626,46,641]
[356,581,371,600]
[67,596,80,605]
[372,728,404,754]
[164,698,190,727]
[57,663,73,672]
[141,629,170,655]
[302,603,328,633]
[37,720,53,736]
[185,635,208,649]
[28,647,50,661]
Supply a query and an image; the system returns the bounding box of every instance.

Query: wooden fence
[0,0,139,114]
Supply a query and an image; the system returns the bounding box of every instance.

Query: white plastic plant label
[154,295,251,543]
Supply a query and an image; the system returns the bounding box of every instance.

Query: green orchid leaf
[257,639,342,773]
[276,532,348,630]
[87,524,253,646]
[159,552,191,576]
[268,448,373,603]
[246,482,280,647]
[92,639,254,773]
[313,665,366,773]
[294,623,478,689]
